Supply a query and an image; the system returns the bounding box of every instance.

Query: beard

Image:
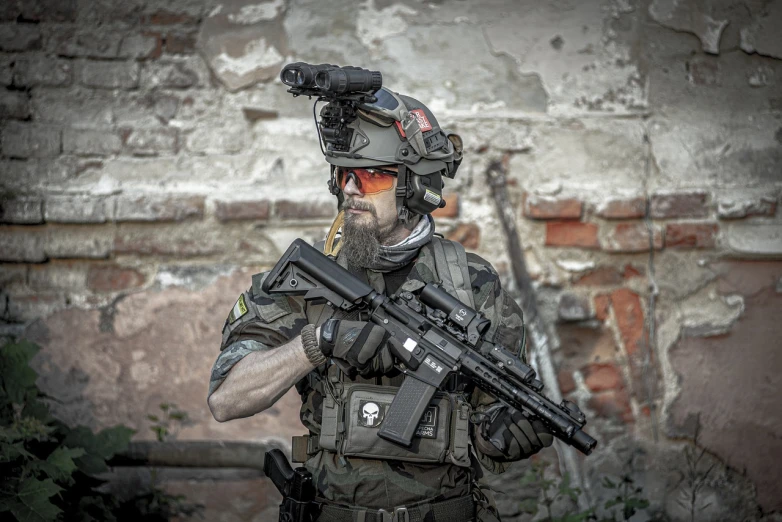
[340,199,382,269]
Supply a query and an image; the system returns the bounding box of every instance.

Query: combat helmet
[279,63,463,223]
[322,87,463,222]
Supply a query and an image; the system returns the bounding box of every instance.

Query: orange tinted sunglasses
[336,167,397,194]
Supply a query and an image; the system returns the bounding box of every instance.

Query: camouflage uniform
[209,239,526,518]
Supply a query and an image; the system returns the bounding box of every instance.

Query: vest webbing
[430,237,474,308]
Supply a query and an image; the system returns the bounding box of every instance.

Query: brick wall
[1,0,781,519]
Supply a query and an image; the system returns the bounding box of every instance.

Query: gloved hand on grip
[475,403,553,461]
[319,318,395,375]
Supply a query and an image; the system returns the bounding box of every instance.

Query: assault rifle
[263,239,597,455]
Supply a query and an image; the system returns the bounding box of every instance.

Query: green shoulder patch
[228,294,249,324]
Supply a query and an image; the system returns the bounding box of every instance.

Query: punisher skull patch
[358,400,386,428]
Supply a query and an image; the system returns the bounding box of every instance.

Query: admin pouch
[319,382,472,467]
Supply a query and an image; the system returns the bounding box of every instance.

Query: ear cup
[405,172,444,215]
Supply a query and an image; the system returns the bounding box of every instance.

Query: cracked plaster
[739,1,782,59]
[197,0,289,91]
[649,0,728,55]
[507,118,648,194]
[678,285,744,337]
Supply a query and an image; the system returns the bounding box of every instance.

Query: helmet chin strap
[395,164,411,223]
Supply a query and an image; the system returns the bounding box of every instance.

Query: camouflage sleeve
[208,271,308,397]
[467,253,526,361]
[466,253,528,474]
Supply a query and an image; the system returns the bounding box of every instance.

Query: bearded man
[207,78,552,522]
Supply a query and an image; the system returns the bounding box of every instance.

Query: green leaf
[605,497,622,509]
[602,477,616,489]
[1,441,35,462]
[93,426,134,459]
[518,498,539,514]
[151,425,168,442]
[558,510,595,522]
[0,341,40,404]
[146,415,159,422]
[13,417,54,442]
[168,411,188,422]
[625,498,650,509]
[9,477,62,522]
[75,425,134,474]
[38,447,86,482]
[21,399,52,423]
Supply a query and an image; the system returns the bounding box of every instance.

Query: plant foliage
[0,339,195,521]
[520,459,651,522]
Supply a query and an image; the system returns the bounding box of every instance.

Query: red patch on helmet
[395,121,406,138]
[410,109,433,132]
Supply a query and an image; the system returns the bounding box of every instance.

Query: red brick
[7,294,66,322]
[610,288,646,357]
[545,222,599,249]
[523,193,582,220]
[558,370,576,395]
[165,31,197,54]
[594,294,611,322]
[0,264,27,289]
[666,223,718,249]
[0,226,47,262]
[143,10,199,25]
[45,196,109,224]
[119,31,162,60]
[28,261,88,291]
[431,194,459,219]
[650,191,709,219]
[601,222,663,253]
[122,128,178,156]
[588,389,634,423]
[115,195,204,222]
[44,225,113,259]
[1,199,43,224]
[214,200,271,222]
[275,200,335,220]
[595,196,646,219]
[717,196,776,219]
[446,224,480,249]
[17,0,77,22]
[582,363,624,392]
[87,265,146,292]
[623,265,643,279]
[558,292,591,321]
[114,230,220,257]
[0,24,42,51]
[0,90,31,120]
[573,266,623,286]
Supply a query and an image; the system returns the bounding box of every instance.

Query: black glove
[319,319,394,374]
[477,404,553,460]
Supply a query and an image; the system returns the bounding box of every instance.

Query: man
[207,84,552,521]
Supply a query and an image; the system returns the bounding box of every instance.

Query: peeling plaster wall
[1,0,781,519]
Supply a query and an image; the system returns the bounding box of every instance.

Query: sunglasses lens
[337,168,395,194]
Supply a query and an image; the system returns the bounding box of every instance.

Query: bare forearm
[208,335,316,422]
